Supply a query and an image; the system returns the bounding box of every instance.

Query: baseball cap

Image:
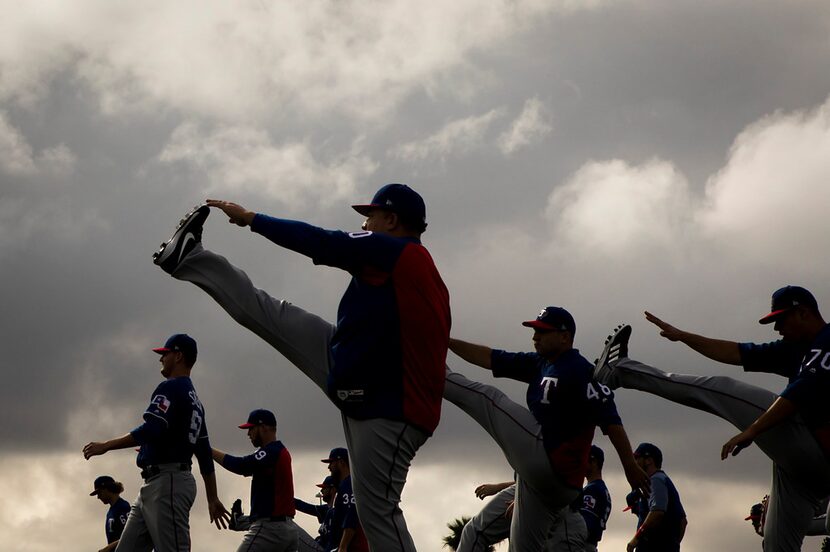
[351,184,427,231]
[316,475,337,489]
[759,285,818,324]
[745,503,764,521]
[238,408,277,429]
[522,306,576,334]
[90,475,115,496]
[320,447,349,463]
[634,442,663,466]
[152,333,198,363]
[589,444,604,466]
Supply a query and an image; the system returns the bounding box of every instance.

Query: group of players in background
[82,183,830,552]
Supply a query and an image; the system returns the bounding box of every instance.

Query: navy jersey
[330,475,368,552]
[294,499,334,548]
[580,479,611,544]
[250,215,451,434]
[222,440,295,520]
[491,348,622,488]
[635,471,686,552]
[131,376,213,474]
[741,325,830,453]
[105,497,131,543]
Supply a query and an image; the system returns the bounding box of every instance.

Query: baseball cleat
[592,324,631,387]
[153,204,209,274]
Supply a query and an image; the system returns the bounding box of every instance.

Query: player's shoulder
[811,324,830,349]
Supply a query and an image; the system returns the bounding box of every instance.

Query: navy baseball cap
[321,447,349,463]
[589,445,604,465]
[90,475,116,496]
[759,285,818,324]
[522,306,576,334]
[152,333,198,363]
[238,408,277,428]
[634,442,663,466]
[316,475,337,489]
[352,184,427,231]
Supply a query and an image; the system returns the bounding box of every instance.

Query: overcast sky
[3,1,830,550]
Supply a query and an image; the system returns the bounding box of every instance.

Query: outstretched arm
[474,481,514,500]
[207,200,255,227]
[645,311,742,365]
[606,424,650,495]
[449,338,493,370]
[721,396,798,459]
[82,434,138,459]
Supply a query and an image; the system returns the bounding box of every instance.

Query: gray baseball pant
[115,466,196,552]
[237,519,299,552]
[173,246,424,552]
[601,358,830,552]
[444,371,580,552]
[458,484,515,552]
[547,506,587,552]
[295,523,325,552]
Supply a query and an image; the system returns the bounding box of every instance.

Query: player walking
[152,183,450,552]
[593,285,830,551]
[321,448,369,552]
[89,475,131,552]
[212,408,298,551]
[83,333,229,551]
[446,306,648,551]
[580,445,612,552]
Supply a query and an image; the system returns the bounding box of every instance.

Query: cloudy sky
[3,0,830,550]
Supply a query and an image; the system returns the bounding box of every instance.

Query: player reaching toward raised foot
[152,183,450,552]
[593,285,830,552]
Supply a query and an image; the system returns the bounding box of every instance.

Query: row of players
[84,183,830,551]
[89,436,686,552]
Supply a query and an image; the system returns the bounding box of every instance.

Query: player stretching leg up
[152,184,451,552]
[445,306,649,552]
[593,285,830,552]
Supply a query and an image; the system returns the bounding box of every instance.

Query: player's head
[238,408,277,448]
[152,333,198,377]
[316,475,338,503]
[522,306,576,360]
[352,183,428,236]
[758,286,824,341]
[90,475,124,505]
[589,444,605,471]
[634,442,663,471]
[321,447,349,481]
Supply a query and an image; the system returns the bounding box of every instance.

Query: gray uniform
[596,357,830,552]
[116,465,196,552]
[237,520,298,552]
[458,483,587,552]
[444,371,582,552]
[171,246,426,552]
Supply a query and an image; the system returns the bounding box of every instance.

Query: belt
[140,463,191,480]
[252,515,292,522]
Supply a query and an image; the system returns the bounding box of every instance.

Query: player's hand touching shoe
[206,199,256,227]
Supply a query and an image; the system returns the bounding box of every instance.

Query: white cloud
[0,1,610,122]
[158,122,378,209]
[0,111,76,175]
[498,97,553,154]
[389,109,505,162]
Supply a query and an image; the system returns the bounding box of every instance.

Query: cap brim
[759,309,788,324]
[89,489,100,496]
[745,515,757,521]
[522,320,559,330]
[152,347,171,354]
[316,483,333,488]
[238,423,255,429]
[352,204,382,216]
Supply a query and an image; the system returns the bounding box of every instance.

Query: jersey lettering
[254,449,267,461]
[188,410,203,444]
[821,352,830,371]
[540,376,558,404]
[586,382,612,400]
[347,231,373,239]
[188,390,204,411]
